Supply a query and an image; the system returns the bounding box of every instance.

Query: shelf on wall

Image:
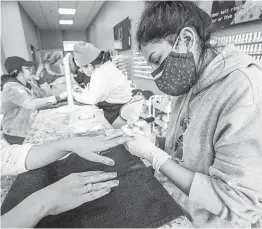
[154,118,168,129]
[153,102,171,113]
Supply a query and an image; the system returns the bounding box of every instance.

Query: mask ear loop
[171,36,180,52]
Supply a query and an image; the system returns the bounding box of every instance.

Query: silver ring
[86,183,93,193]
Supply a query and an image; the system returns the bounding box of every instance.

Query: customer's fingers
[84,153,115,166]
[78,180,119,194]
[103,130,124,140]
[91,180,119,191]
[82,172,117,185]
[106,136,134,148]
[78,171,105,177]
[81,188,111,203]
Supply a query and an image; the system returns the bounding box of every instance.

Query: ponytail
[90,51,112,66]
[1,68,21,90]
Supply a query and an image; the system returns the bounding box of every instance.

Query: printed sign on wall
[211,1,262,29]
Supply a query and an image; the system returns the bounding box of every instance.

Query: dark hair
[136,1,213,49]
[1,67,23,90]
[90,51,112,66]
[136,1,218,75]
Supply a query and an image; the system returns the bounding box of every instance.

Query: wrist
[27,191,52,217]
[152,147,171,172]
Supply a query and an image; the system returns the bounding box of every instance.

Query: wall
[19,3,40,62]
[1,1,29,60]
[86,1,162,94]
[39,30,87,50]
[39,30,63,50]
[1,41,6,75]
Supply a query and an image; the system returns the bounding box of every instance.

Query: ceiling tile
[18,1,104,30]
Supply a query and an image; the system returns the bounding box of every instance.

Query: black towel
[1,145,185,228]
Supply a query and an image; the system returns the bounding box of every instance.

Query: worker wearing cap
[1,56,67,144]
[72,42,132,126]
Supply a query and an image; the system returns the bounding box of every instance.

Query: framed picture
[211,1,262,29]
[113,17,131,51]
[40,49,64,74]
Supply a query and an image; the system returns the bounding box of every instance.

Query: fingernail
[106,188,110,193]
[112,172,117,177]
[114,180,119,185]
[108,160,115,166]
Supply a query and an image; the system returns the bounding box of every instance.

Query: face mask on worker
[151,34,198,96]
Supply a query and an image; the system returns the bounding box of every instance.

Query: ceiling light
[59,20,73,25]
[58,8,76,15]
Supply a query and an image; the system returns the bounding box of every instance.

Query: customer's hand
[58,91,68,101]
[35,171,119,215]
[66,130,133,166]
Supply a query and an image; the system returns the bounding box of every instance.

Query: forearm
[26,139,73,170]
[20,96,57,110]
[1,191,49,228]
[159,158,195,195]
[74,92,97,105]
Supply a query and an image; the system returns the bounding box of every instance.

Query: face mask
[151,37,198,96]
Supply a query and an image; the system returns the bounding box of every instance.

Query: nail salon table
[1,105,192,228]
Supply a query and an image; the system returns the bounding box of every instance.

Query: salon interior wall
[19,3,41,63]
[86,1,162,94]
[1,1,30,61]
[39,30,88,51]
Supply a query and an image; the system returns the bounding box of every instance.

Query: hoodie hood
[192,44,262,95]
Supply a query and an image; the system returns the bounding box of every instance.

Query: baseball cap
[4,56,34,74]
[73,41,100,67]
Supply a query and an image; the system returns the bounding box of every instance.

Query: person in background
[1,130,132,228]
[37,53,64,85]
[68,53,91,88]
[1,56,67,145]
[122,1,262,228]
[72,42,132,126]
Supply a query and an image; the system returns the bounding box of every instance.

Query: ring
[86,183,93,193]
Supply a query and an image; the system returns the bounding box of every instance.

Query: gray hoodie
[164,45,262,227]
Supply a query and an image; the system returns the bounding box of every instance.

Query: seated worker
[69,53,91,88]
[72,42,132,126]
[1,56,67,145]
[1,130,131,228]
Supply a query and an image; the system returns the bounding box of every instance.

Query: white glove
[122,121,171,172]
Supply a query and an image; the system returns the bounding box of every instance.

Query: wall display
[211,1,262,29]
[113,17,131,51]
[40,49,64,74]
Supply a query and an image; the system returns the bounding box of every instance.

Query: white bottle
[253,32,258,42]
[258,44,262,54]
[257,32,261,42]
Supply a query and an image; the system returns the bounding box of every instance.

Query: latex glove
[122,120,171,172]
[124,134,171,172]
[35,171,119,215]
